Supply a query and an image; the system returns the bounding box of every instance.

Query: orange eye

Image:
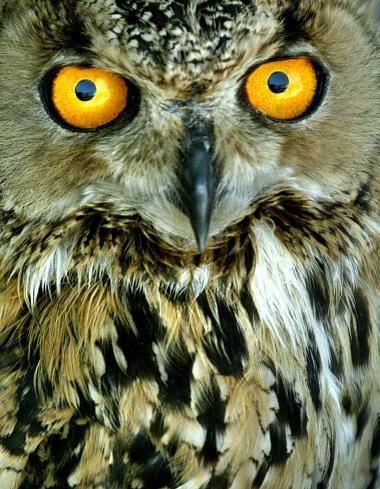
[50,67,129,130]
[245,58,321,121]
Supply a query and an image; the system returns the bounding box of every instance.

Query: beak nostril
[179,118,215,251]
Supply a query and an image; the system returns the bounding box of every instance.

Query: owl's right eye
[43,66,131,130]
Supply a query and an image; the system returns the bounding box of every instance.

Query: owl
[0,0,379,488]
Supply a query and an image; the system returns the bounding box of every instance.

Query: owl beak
[180,121,215,252]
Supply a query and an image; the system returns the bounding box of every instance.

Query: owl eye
[244,57,323,121]
[46,67,129,130]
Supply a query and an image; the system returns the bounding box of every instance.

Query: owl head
[0,0,378,295]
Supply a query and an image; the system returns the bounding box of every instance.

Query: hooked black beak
[180,119,215,252]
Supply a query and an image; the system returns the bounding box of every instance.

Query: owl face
[0,0,378,255]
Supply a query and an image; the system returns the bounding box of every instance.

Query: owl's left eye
[244,57,324,121]
[43,66,130,130]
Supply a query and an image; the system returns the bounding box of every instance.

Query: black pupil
[75,80,97,101]
[268,72,289,94]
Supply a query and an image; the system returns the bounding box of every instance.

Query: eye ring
[241,56,328,123]
[40,66,140,132]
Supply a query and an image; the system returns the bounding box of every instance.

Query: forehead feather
[78,0,262,48]
[74,0,290,84]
